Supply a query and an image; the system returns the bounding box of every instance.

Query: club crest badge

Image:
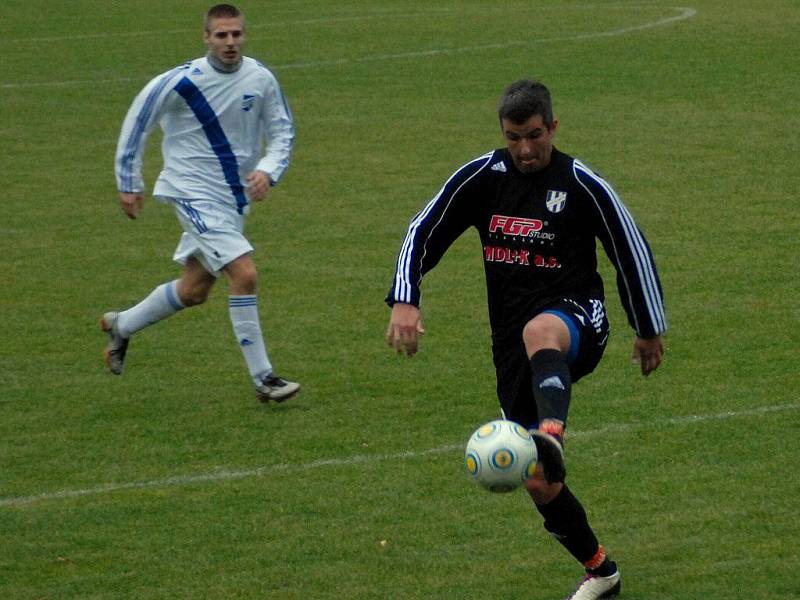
[242,94,255,112]
[546,190,568,213]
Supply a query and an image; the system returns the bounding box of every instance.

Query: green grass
[2,1,799,598]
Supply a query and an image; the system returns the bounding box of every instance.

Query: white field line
[0,11,460,44]
[0,401,795,508]
[0,7,696,90]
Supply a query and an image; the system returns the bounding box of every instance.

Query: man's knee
[224,255,258,294]
[522,318,546,342]
[523,314,570,356]
[177,259,216,306]
[178,280,212,306]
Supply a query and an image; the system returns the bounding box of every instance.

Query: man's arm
[385,153,494,355]
[387,152,493,308]
[114,67,183,213]
[253,69,294,189]
[573,160,667,375]
[574,160,667,340]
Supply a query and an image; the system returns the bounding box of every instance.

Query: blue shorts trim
[541,309,580,364]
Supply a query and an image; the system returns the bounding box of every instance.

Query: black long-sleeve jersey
[388,147,667,342]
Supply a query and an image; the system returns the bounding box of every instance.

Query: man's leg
[101,257,214,374]
[528,477,620,599]
[522,313,620,598]
[223,253,299,402]
[523,313,572,441]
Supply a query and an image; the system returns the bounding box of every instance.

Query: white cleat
[100,311,129,375]
[256,374,300,403]
[567,567,621,599]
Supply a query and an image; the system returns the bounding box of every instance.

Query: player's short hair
[205,4,244,31]
[498,80,554,126]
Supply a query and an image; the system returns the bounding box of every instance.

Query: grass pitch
[1,1,799,598]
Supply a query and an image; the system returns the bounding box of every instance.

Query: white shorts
[166,198,254,277]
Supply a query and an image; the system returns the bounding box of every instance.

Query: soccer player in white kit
[102,4,299,403]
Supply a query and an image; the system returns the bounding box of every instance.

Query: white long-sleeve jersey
[115,56,294,213]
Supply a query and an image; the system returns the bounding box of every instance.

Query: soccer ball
[464,419,538,493]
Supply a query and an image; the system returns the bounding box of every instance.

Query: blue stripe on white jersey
[573,160,667,335]
[178,200,208,233]
[392,152,494,304]
[173,77,249,214]
[119,66,186,192]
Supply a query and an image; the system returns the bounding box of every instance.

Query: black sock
[529,348,571,426]
[588,559,617,577]
[535,485,600,565]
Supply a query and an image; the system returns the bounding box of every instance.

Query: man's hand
[119,192,144,219]
[632,335,664,376]
[246,170,271,201]
[386,302,426,357]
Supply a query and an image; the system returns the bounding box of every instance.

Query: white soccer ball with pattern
[464,419,538,493]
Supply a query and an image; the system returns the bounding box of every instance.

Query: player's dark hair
[498,80,554,126]
[205,4,243,31]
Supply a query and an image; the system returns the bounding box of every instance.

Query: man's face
[502,114,558,174]
[204,17,245,65]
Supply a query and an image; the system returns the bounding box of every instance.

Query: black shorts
[492,297,610,430]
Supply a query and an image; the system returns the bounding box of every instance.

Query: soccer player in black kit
[386,80,666,600]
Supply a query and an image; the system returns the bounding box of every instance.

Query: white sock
[228,295,272,385]
[117,280,185,337]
